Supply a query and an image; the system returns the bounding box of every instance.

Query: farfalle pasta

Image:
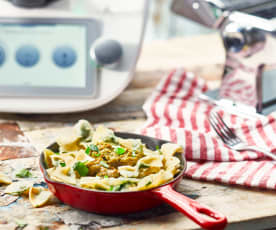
[44,120,182,192]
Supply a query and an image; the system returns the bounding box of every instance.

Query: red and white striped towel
[139,69,276,190]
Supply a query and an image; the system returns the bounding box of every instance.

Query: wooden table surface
[1,33,276,230]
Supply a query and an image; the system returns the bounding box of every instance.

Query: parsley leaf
[139,163,150,169]
[90,144,99,152]
[100,161,109,168]
[155,145,162,154]
[85,147,91,154]
[114,181,132,191]
[104,175,108,178]
[115,147,126,155]
[73,161,89,177]
[113,185,122,191]
[15,219,27,229]
[16,169,32,178]
[80,126,90,139]
[85,144,99,155]
[104,135,116,143]
[60,162,66,167]
[146,181,152,186]
[94,152,101,157]
[39,227,49,230]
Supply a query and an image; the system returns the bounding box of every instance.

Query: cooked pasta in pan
[44,120,182,192]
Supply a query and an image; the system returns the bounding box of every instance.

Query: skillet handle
[151,185,227,230]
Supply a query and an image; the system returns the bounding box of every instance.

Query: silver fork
[209,111,276,160]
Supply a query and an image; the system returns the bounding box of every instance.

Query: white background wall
[145,0,215,41]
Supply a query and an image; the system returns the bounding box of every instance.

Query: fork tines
[209,112,239,145]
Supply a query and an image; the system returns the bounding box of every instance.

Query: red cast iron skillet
[40,132,227,230]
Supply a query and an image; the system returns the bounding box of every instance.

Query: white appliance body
[0,0,149,113]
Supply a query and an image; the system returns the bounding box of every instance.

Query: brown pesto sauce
[85,142,145,178]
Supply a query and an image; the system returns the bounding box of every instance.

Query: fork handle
[246,146,276,160]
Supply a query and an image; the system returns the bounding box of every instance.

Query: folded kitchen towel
[139,69,276,189]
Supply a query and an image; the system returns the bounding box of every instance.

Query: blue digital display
[0,24,86,88]
[0,17,101,98]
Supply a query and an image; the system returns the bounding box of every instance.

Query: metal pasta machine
[171,0,276,115]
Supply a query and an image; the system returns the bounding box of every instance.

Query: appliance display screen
[0,23,87,88]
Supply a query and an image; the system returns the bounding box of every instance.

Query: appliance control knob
[91,39,123,69]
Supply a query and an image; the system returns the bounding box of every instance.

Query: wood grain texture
[24,123,276,230]
[0,88,150,124]
[0,122,37,160]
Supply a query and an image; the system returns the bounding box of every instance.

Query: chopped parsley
[60,162,66,167]
[85,144,99,155]
[39,227,49,230]
[115,147,126,155]
[109,181,134,191]
[156,145,162,154]
[115,181,132,191]
[100,161,109,168]
[16,169,32,178]
[73,161,89,177]
[15,219,27,229]
[90,144,99,152]
[139,163,150,169]
[113,185,122,191]
[104,175,108,178]
[80,126,90,139]
[85,147,90,154]
[9,185,29,196]
[132,142,143,157]
[104,135,116,143]
[54,152,60,155]
[94,152,101,157]
[146,181,152,186]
